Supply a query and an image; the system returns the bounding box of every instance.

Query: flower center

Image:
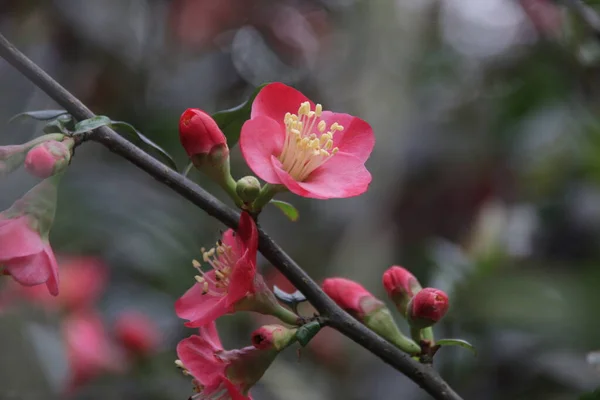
[278,101,344,181]
[192,240,237,297]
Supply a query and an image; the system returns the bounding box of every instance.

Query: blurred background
[0,0,600,399]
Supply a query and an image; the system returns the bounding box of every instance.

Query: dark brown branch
[0,31,462,400]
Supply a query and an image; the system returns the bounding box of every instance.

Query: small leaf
[296,321,322,347]
[9,110,69,123]
[42,114,73,134]
[273,285,307,305]
[111,121,178,171]
[71,115,112,134]
[212,83,268,147]
[436,339,476,355]
[270,200,299,221]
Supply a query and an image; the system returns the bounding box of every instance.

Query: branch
[0,32,462,400]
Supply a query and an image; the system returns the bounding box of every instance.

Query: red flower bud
[407,288,449,329]
[115,311,160,357]
[179,108,227,158]
[24,140,72,179]
[322,278,383,318]
[382,266,422,316]
[251,324,297,351]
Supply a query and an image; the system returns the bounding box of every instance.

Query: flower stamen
[190,240,237,298]
[278,101,343,181]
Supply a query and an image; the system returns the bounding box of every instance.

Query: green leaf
[9,110,69,123]
[296,321,322,347]
[273,285,307,305]
[436,339,476,355]
[270,200,299,221]
[42,114,73,134]
[212,83,268,147]
[71,115,112,134]
[111,121,178,171]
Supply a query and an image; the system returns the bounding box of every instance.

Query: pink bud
[407,288,449,329]
[115,312,160,356]
[24,140,71,178]
[179,108,227,158]
[322,278,383,318]
[251,324,296,351]
[382,266,422,316]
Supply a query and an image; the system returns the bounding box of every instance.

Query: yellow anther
[315,104,323,117]
[192,259,201,268]
[300,137,310,147]
[202,281,209,294]
[324,139,333,150]
[332,147,339,154]
[309,133,317,140]
[320,149,330,157]
[202,252,210,263]
[330,122,340,131]
[207,248,215,257]
[215,270,226,281]
[194,275,205,283]
[318,120,326,132]
[175,360,185,368]
[291,129,301,136]
[307,111,315,119]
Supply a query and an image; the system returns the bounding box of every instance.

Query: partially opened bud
[0,133,66,176]
[25,139,73,179]
[236,176,261,203]
[382,266,422,316]
[323,278,420,355]
[407,288,449,329]
[251,324,297,351]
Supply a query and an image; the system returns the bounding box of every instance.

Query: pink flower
[176,212,264,327]
[240,83,374,199]
[0,215,59,295]
[407,288,449,329]
[322,278,383,318]
[24,140,72,179]
[64,311,124,388]
[176,323,252,400]
[382,266,422,315]
[179,108,227,158]
[2,256,107,311]
[115,311,161,356]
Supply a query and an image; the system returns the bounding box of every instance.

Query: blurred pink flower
[115,311,161,357]
[240,83,374,199]
[0,215,59,296]
[64,311,125,388]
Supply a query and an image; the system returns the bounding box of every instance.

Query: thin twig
[0,31,462,400]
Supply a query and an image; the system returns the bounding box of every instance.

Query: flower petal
[3,251,50,286]
[175,283,231,327]
[223,379,253,400]
[198,321,223,351]
[177,335,225,387]
[240,116,285,184]
[236,212,258,261]
[269,156,314,197]
[0,217,44,260]
[251,83,313,130]
[226,250,256,308]
[320,112,375,163]
[42,243,59,296]
[297,153,372,199]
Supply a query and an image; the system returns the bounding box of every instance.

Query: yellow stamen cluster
[278,101,344,181]
[192,240,236,297]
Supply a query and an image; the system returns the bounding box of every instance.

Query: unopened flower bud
[236,176,261,203]
[323,278,420,355]
[251,324,297,351]
[382,266,422,316]
[407,288,449,329]
[179,108,228,163]
[24,139,73,179]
